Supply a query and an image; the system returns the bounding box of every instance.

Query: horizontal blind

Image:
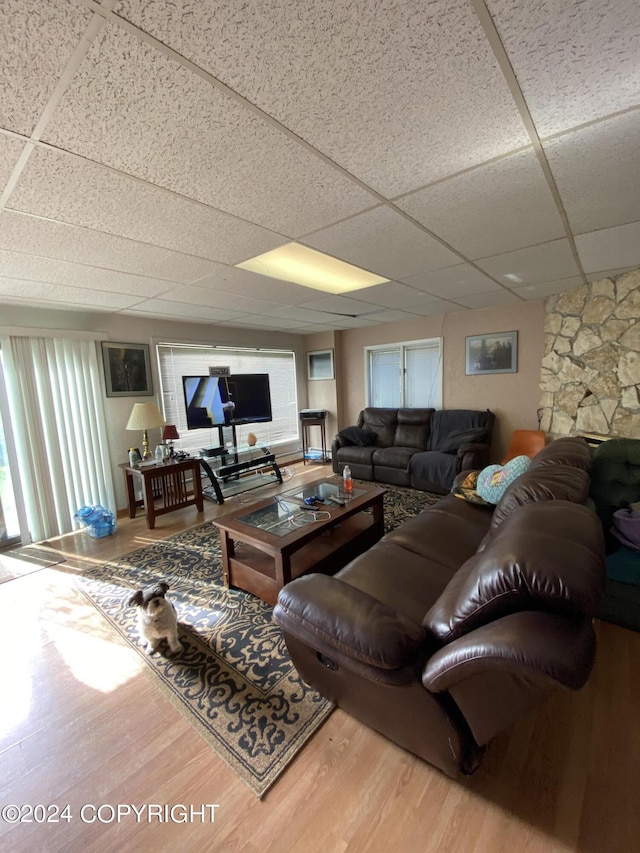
[157,344,298,454]
[369,348,401,407]
[405,343,442,408]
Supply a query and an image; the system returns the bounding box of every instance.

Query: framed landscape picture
[101,342,153,397]
[307,349,335,380]
[465,331,518,375]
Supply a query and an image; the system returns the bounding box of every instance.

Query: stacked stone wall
[539,267,640,437]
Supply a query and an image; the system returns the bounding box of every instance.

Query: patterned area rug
[75,482,441,797]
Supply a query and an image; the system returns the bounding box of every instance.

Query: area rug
[75,482,441,797]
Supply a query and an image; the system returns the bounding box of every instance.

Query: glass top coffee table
[213,478,386,605]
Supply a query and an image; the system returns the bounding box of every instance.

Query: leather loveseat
[331,407,495,494]
[274,437,605,778]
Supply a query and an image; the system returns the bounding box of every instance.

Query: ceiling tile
[511,277,584,300]
[352,308,419,324]
[487,0,640,136]
[576,222,640,274]
[0,210,216,281]
[330,315,386,329]
[476,240,582,286]
[123,299,242,322]
[43,22,375,236]
[397,149,565,258]
[586,266,637,283]
[262,306,351,325]
[155,284,279,315]
[302,206,460,279]
[8,147,286,264]
[0,249,175,297]
[0,135,27,187]
[403,299,457,317]
[401,264,499,299]
[0,276,139,308]
[115,0,530,196]
[0,294,117,313]
[450,290,522,309]
[297,294,388,317]
[191,265,316,304]
[0,0,93,135]
[227,314,307,331]
[544,112,640,234]
[349,281,443,309]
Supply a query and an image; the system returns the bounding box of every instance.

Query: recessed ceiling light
[236,242,389,294]
[504,273,523,283]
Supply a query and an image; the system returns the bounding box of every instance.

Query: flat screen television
[182,373,272,430]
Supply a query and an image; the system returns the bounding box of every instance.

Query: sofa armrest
[273,574,428,684]
[457,442,491,472]
[421,610,596,744]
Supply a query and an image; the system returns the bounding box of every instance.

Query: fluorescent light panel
[236,242,389,293]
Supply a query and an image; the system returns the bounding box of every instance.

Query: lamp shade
[162,424,179,441]
[126,402,165,430]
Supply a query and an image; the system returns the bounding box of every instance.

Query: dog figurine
[128,582,183,656]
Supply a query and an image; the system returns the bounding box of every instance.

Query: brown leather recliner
[273,438,606,777]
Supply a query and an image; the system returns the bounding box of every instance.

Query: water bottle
[343,464,353,495]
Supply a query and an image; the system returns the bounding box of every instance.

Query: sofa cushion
[530,436,592,471]
[338,425,376,446]
[428,410,492,452]
[358,408,398,447]
[393,408,434,450]
[384,493,492,569]
[338,541,458,624]
[439,427,488,454]
[476,456,532,504]
[424,501,606,643]
[372,446,416,470]
[409,451,459,492]
[488,464,590,533]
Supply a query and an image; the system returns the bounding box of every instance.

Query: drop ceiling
[0,0,638,334]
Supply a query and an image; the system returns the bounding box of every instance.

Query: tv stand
[199,447,283,504]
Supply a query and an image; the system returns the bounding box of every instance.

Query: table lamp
[162,424,179,457]
[126,402,165,460]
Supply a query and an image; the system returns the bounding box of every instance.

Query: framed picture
[465,331,518,375]
[101,342,153,397]
[307,349,335,380]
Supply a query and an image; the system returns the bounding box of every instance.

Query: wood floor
[1,462,639,853]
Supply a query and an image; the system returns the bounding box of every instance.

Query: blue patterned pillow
[476,456,532,504]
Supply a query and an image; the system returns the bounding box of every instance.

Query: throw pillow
[338,426,376,447]
[439,427,487,454]
[476,455,532,504]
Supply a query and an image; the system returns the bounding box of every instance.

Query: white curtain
[3,336,115,543]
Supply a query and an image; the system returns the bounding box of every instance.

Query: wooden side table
[119,458,204,529]
[300,411,328,464]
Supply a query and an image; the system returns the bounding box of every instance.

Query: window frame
[364,337,443,409]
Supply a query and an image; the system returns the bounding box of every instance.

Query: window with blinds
[366,338,442,409]
[156,343,299,454]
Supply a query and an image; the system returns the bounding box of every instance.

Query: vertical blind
[156,343,299,454]
[3,336,115,542]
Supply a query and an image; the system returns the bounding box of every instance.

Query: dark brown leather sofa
[331,407,495,493]
[274,437,606,778]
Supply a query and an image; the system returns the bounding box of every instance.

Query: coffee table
[214,478,386,605]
